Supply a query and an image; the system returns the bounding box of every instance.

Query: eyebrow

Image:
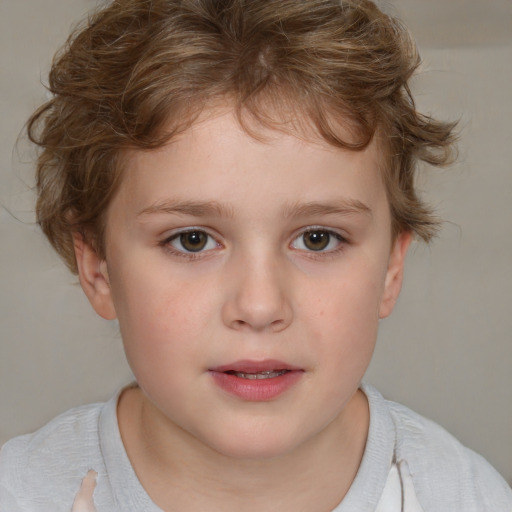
[137,200,234,218]
[137,198,371,219]
[282,199,372,219]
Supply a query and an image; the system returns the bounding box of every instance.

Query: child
[1,0,511,510]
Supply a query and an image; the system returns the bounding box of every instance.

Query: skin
[75,109,411,511]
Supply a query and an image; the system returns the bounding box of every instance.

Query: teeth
[228,370,288,379]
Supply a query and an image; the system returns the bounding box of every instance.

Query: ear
[73,233,117,320]
[379,231,412,319]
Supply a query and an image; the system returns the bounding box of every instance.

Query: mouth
[209,360,303,401]
[224,369,289,380]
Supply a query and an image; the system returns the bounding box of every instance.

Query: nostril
[221,276,293,332]
[229,317,287,332]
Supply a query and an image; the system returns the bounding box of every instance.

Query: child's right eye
[163,230,219,254]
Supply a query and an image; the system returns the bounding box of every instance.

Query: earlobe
[73,233,117,320]
[379,231,412,319]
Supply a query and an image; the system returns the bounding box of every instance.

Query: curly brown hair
[28,0,456,273]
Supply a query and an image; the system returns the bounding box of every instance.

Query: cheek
[109,269,215,369]
[303,260,386,366]
[308,257,386,322]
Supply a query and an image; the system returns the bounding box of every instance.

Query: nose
[221,252,293,333]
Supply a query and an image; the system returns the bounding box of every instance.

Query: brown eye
[165,229,219,256]
[302,230,330,251]
[179,231,208,252]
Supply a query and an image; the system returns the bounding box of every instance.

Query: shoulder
[0,400,108,511]
[386,396,512,511]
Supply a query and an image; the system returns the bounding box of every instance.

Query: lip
[209,359,304,401]
[210,359,302,373]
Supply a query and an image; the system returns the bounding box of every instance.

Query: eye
[291,229,344,252]
[167,230,218,253]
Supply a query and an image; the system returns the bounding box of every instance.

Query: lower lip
[209,370,303,401]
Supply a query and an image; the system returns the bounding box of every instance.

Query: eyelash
[290,228,348,259]
[159,227,349,260]
[159,228,221,260]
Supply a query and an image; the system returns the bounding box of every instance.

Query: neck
[118,386,369,512]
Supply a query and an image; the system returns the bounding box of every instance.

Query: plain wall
[1,0,511,484]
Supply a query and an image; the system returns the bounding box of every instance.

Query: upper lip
[209,359,303,373]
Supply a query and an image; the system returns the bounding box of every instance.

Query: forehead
[111,108,388,221]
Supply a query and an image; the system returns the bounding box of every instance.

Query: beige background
[1,0,511,484]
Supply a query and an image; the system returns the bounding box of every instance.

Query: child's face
[79,109,410,459]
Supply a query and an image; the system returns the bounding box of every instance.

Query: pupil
[304,231,329,251]
[181,231,207,252]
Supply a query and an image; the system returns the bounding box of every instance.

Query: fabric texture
[1,383,511,511]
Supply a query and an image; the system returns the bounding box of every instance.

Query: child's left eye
[291,229,344,252]
[166,230,219,253]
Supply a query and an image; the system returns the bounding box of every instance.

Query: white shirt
[1,383,511,511]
